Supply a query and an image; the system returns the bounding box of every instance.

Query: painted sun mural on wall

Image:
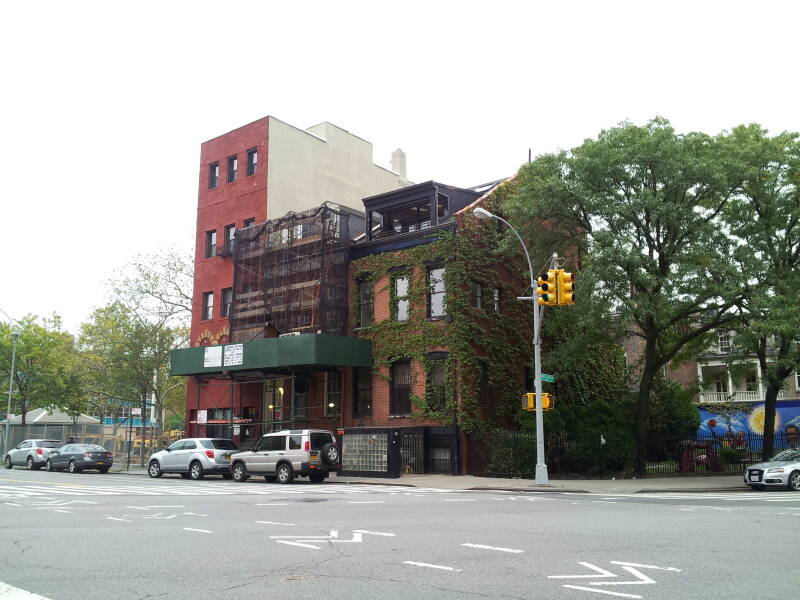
[194,326,230,347]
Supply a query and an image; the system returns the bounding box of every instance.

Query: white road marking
[549,562,618,579]
[590,566,655,586]
[592,501,617,504]
[105,516,130,522]
[562,585,641,599]
[610,562,681,572]
[276,540,320,550]
[257,520,295,526]
[52,509,71,514]
[402,561,462,572]
[256,503,289,506]
[3,502,22,507]
[183,528,212,534]
[444,498,477,502]
[145,505,184,508]
[347,501,385,504]
[0,580,53,599]
[126,506,150,510]
[353,530,395,536]
[462,543,524,554]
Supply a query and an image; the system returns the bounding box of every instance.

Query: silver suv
[4,439,63,470]
[147,438,239,480]
[230,429,340,484]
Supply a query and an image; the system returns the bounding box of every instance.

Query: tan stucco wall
[266,118,412,219]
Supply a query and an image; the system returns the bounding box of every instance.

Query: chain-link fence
[0,423,178,469]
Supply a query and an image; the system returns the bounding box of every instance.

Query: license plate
[97,461,105,465]
[223,455,230,461]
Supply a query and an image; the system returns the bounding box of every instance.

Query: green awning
[170,334,372,377]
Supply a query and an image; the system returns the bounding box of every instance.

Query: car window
[268,436,286,451]
[771,449,800,462]
[18,441,31,449]
[168,441,184,451]
[201,439,238,450]
[289,435,302,450]
[182,440,197,450]
[60,445,73,453]
[38,441,62,449]
[310,432,334,450]
[84,445,106,452]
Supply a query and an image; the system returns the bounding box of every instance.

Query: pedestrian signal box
[522,392,553,411]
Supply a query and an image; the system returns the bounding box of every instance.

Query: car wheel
[276,462,294,484]
[320,443,339,466]
[4,456,12,469]
[27,456,35,470]
[788,470,800,492]
[148,460,163,478]
[68,460,79,473]
[46,459,54,472]
[309,472,325,484]
[188,461,204,481]
[232,463,247,483]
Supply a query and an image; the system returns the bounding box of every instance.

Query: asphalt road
[1,470,798,600]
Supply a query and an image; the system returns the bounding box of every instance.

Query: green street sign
[541,374,556,383]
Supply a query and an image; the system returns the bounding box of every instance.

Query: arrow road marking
[610,562,681,572]
[590,567,655,586]
[562,586,641,599]
[183,528,212,534]
[277,540,320,550]
[548,562,618,579]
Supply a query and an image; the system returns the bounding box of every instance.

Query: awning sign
[204,346,222,368]
[224,344,244,367]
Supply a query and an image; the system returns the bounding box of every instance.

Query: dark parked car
[46,444,113,473]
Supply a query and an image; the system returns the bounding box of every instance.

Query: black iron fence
[468,430,798,480]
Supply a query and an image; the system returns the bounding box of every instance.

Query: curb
[466,486,590,494]
[634,487,750,493]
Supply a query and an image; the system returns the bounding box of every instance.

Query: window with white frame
[324,371,341,416]
[718,330,731,352]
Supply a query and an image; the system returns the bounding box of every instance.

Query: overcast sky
[2,0,798,334]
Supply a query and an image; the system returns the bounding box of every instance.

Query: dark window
[310,432,334,450]
[208,162,219,189]
[246,147,258,176]
[37,441,62,449]
[200,439,238,450]
[266,436,286,451]
[478,360,497,407]
[358,279,374,327]
[243,218,256,228]
[493,287,501,313]
[437,193,449,219]
[428,267,446,318]
[222,288,233,318]
[383,203,431,234]
[227,155,238,183]
[224,224,236,253]
[202,291,214,320]
[289,435,302,450]
[393,273,410,322]
[205,230,217,258]
[390,360,412,415]
[325,371,341,417]
[427,357,447,411]
[470,281,483,309]
[353,367,372,417]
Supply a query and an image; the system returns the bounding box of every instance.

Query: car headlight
[767,468,784,473]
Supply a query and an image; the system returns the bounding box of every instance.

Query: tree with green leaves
[506,118,743,474]
[0,315,79,425]
[722,124,800,460]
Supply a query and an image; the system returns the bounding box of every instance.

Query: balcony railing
[699,390,785,403]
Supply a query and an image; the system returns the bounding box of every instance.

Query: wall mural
[194,326,230,347]
[698,400,800,448]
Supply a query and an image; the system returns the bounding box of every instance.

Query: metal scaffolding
[229,204,359,342]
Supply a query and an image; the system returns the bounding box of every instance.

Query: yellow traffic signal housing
[557,270,575,305]
[537,270,558,306]
[522,392,553,411]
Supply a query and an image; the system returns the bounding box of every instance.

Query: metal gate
[400,430,424,474]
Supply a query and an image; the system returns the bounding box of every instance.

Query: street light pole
[4,329,19,457]
[473,207,549,484]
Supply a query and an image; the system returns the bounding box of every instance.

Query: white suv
[147,438,239,480]
[230,429,340,484]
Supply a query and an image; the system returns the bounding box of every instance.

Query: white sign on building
[197,410,207,424]
[224,343,244,367]
[204,346,222,368]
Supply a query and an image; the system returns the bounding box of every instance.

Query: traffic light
[537,270,558,306]
[557,270,575,305]
[522,392,553,411]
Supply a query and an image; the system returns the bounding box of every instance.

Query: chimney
[391,148,407,179]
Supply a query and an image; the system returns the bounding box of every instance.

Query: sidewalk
[109,465,748,494]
